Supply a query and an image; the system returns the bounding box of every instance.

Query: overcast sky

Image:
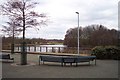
[0,0,119,39]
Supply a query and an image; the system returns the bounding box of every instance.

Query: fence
[15,45,92,54]
[2,44,92,55]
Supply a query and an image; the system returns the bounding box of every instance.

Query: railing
[15,46,65,53]
[14,46,92,54]
[2,44,92,55]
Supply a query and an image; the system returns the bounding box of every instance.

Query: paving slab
[1,53,119,78]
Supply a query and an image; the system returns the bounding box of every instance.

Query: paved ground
[1,53,119,78]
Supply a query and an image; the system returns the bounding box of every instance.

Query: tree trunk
[11,23,15,54]
[21,1,27,65]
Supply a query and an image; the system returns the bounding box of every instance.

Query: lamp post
[76,12,79,55]
[11,22,15,54]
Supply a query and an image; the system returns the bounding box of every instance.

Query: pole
[76,12,79,55]
[11,22,15,54]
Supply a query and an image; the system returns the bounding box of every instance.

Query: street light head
[76,12,79,14]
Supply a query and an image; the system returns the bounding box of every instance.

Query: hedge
[91,46,120,60]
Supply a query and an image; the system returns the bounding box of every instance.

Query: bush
[92,46,120,60]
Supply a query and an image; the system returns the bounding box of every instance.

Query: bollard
[18,46,19,51]
[40,47,41,52]
[28,46,30,51]
[34,45,36,52]
[46,47,48,52]
[58,47,61,53]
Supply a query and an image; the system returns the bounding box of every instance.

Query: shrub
[92,46,106,59]
[92,46,120,60]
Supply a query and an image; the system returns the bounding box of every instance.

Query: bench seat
[75,56,96,66]
[39,55,64,66]
[0,54,14,62]
[39,55,96,66]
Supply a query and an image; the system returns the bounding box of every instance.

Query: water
[15,45,66,53]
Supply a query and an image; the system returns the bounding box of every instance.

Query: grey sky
[0,0,119,39]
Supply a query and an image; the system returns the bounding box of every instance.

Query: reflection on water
[15,45,66,53]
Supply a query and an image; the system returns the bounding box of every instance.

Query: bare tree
[2,17,22,54]
[64,24,118,47]
[1,0,47,65]
[2,18,22,37]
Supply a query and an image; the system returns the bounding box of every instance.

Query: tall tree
[1,0,47,65]
[2,17,22,54]
[2,18,22,37]
[64,24,118,47]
